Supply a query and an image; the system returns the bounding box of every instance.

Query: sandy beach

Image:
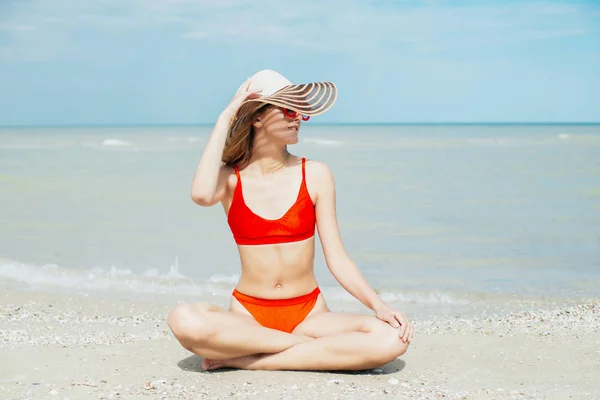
[1,289,598,400]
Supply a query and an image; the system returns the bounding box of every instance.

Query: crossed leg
[204,312,409,371]
[167,302,312,360]
[167,301,410,372]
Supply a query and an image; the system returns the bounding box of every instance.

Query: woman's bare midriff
[229,236,329,317]
[235,236,318,297]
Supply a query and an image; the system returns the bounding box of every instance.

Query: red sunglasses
[282,108,310,121]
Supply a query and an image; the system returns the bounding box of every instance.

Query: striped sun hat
[227,69,338,134]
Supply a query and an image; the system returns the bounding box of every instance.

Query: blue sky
[0,0,599,125]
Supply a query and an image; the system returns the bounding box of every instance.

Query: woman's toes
[201,358,225,371]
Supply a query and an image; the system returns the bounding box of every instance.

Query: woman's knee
[167,303,215,345]
[366,320,409,366]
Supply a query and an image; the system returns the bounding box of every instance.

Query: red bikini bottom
[232,287,321,333]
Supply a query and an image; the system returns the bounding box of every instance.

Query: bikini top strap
[234,164,241,184]
[301,158,306,181]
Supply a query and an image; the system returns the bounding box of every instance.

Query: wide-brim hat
[227,69,338,135]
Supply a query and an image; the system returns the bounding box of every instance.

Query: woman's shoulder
[304,157,333,174]
[303,158,335,190]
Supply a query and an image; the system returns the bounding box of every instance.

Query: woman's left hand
[375,305,414,343]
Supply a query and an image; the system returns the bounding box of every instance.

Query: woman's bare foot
[201,358,226,371]
[202,354,262,371]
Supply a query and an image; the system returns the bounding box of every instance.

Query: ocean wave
[101,138,132,147]
[378,290,468,305]
[303,138,343,146]
[322,286,468,305]
[0,258,230,299]
[0,258,469,306]
[207,273,240,284]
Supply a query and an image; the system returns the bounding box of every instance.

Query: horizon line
[1,121,600,129]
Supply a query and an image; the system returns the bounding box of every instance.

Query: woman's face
[253,106,305,145]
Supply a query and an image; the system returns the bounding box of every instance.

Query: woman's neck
[248,144,291,175]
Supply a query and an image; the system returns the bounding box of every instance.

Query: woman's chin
[284,135,299,145]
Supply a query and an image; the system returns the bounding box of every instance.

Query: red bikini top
[227,158,316,245]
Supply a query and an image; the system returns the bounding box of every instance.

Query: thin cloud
[0,23,35,32]
[0,0,597,61]
[528,29,587,40]
[161,0,250,6]
[171,1,596,54]
[180,31,209,39]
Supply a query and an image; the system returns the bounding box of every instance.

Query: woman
[167,70,414,371]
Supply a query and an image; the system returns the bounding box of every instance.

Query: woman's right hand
[220,79,263,121]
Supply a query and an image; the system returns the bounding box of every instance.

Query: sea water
[1,124,598,317]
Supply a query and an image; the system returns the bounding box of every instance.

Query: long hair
[222,103,268,169]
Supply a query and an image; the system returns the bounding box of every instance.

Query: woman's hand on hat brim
[224,83,263,118]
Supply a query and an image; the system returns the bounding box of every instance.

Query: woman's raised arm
[190,80,261,206]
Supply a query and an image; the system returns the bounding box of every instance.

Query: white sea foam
[0,258,229,299]
[378,290,469,305]
[207,274,240,284]
[303,138,343,146]
[321,286,468,305]
[101,138,132,147]
[0,259,467,306]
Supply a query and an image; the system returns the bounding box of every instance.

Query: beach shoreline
[1,287,598,399]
